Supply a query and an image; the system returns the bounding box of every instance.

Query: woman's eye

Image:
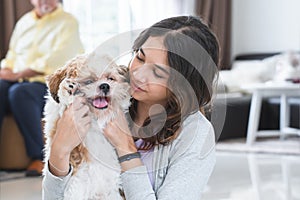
[136,53,144,62]
[84,80,94,85]
[136,55,143,62]
[153,69,164,78]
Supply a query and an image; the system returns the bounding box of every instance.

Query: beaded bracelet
[118,152,141,163]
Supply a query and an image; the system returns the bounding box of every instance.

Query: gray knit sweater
[42,111,216,200]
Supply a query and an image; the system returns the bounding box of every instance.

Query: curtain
[195,0,232,69]
[0,0,33,59]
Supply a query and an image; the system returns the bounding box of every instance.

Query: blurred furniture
[212,94,251,141]
[0,114,31,170]
[215,52,300,141]
[244,83,300,145]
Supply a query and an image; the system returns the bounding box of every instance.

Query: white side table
[243,83,300,145]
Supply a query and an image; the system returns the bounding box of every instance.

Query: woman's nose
[132,66,148,84]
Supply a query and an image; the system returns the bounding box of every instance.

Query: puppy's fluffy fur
[43,51,130,200]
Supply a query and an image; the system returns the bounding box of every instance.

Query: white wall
[232,0,300,58]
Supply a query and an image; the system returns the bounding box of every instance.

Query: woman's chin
[131,93,144,101]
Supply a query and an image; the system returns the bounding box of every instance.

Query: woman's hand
[49,97,91,176]
[52,97,91,154]
[103,110,143,172]
[103,110,137,157]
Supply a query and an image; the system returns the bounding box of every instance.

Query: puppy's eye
[107,77,115,81]
[84,80,94,85]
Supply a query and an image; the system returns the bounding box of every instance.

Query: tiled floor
[1,152,299,200]
[202,152,300,200]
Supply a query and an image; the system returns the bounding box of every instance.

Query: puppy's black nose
[99,83,110,94]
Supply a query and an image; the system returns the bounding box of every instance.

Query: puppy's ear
[118,65,129,83]
[46,67,68,103]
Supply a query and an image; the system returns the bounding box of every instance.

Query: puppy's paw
[65,79,79,96]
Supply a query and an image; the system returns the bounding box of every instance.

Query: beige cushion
[0,115,31,170]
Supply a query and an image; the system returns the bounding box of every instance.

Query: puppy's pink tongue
[93,97,108,108]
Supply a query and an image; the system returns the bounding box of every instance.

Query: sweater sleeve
[121,113,216,200]
[156,147,216,199]
[42,162,73,200]
[121,150,215,200]
[121,166,156,199]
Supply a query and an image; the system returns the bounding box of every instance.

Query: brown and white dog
[43,51,130,199]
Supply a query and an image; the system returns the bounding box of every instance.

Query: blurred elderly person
[0,0,84,176]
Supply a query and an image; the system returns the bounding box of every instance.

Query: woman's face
[129,36,170,105]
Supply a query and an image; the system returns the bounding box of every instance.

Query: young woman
[43,16,219,199]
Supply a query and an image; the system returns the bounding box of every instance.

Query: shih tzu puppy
[43,51,130,200]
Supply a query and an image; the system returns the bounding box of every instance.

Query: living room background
[1,0,299,66]
[64,0,300,67]
[63,0,195,54]
[232,0,300,58]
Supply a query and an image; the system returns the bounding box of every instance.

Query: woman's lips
[131,81,146,92]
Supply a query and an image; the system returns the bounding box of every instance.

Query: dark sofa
[212,53,300,141]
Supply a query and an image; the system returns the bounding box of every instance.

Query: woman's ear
[46,67,68,103]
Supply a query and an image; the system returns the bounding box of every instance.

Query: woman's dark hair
[129,16,219,150]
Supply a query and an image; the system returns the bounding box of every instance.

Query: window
[63,0,195,62]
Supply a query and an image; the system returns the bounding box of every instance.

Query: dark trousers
[0,80,47,160]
